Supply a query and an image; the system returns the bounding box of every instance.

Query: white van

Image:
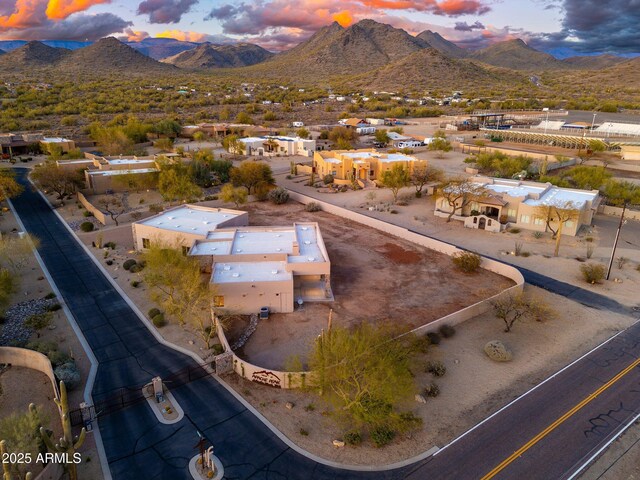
[292,121,304,128]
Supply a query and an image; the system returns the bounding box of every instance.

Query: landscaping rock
[231,314,259,350]
[415,394,427,404]
[332,440,345,448]
[0,298,57,346]
[484,340,513,362]
[285,402,294,410]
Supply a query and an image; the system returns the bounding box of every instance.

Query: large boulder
[484,340,512,362]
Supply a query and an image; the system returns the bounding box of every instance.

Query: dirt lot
[235,202,514,370]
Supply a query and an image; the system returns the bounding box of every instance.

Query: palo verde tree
[380,164,410,203]
[222,134,246,159]
[328,126,358,150]
[30,162,84,202]
[436,178,487,222]
[157,162,202,204]
[309,323,420,440]
[428,130,452,158]
[143,243,216,348]
[0,169,23,203]
[374,129,391,146]
[230,161,274,195]
[491,292,554,332]
[220,183,248,208]
[534,200,580,256]
[410,164,444,197]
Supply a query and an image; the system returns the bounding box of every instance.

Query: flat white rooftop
[41,137,72,143]
[213,261,292,284]
[477,179,598,208]
[341,151,416,163]
[139,205,243,236]
[107,159,155,165]
[87,168,159,177]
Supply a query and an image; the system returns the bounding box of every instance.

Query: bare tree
[534,201,580,256]
[410,164,444,197]
[491,292,554,332]
[436,178,487,222]
[98,194,127,226]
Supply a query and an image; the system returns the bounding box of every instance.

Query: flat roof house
[434,177,600,236]
[237,135,316,158]
[133,205,332,314]
[314,148,426,184]
[40,137,76,153]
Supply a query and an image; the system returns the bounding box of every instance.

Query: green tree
[0,405,45,478]
[296,127,310,139]
[154,137,174,152]
[0,268,17,316]
[152,119,181,138]
[374,129,390,146]
[309,323,418,436]
[328,126,358,150]
[410,164,444,197]
[437,178,488,222]
[235,111,254,124]
[192,131,206,143]
[562,166,611,190]
[230,161,274,194]
[220,183,248,208]
[428,131,452,158]
[30,162,84,201]
[158,164,202,203]
[534,201,580,256]
[380,164,410,203]
[222,134,246,159]
[491,292,554,332]
[0,169,23,202]
[143,244,215,348]
[603,180,640,208]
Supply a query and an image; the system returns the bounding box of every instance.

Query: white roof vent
[156,221,162,225]
[168,216,175,220]
[239,234,245,238]
[271,270,278,275]
[175,225,181,228]
[304,241,311,245]
[276,234,281,237]
[192,227,197,231]
[223,265,231,271]
[236,249,242,253]
[276,248,282,252]
[307,257,315,261]
[232,273,240,278]
[302,227,308,231]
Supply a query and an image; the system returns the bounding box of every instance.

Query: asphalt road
[8,167,640,480]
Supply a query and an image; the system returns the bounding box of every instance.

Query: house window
[332,170,337,176]
[520,215,530,224]
[533,217,545,226]
[488,220,492,226]
[508,209,516,218]
[473,217,477,224]
[213,296,224,307]
[142,238,150,249]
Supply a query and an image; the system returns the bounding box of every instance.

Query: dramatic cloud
[2,12,131,40]
[120,27,149,42]
[137,0,197,24]
[155,29,235,43]
[45,0,111,20]
[454,20,485,31]
[0,0,128,40]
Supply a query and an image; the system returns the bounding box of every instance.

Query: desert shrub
[617,257,629,269]
[106,260,113,266]
[80,222,94,232]
[254,183,271,201]
[580,263,606,284]
[25,340,58,355]
[520,252,531,257]
[344,431,362,446]
[82,210,93,217]
[54,362,81,390]
[423,382,440,398]
[47,350,71,367]
[532,231,543,239]
[426,360,446,377]
[412,334,431,353]
[509,227,521,234]
[105,241,116,249]
[130,280,140,288]
[148,308,161,318]
[323,174,334,185]
[304,404,315,412]
[149,204,163,214]
[438,324,456,338]
[370,425,395,448]
[129,263,144,273]
[268,187,290,205]
[47,303,61,312]
[152,313,166,327]
[24,312,53,330]
[44,292,56,300]
[426,332,441,345]
[211,344,224,355]
[299,428,309,436]
[305,202,321,212]
[451,251,481,273]
[123,259,137,271]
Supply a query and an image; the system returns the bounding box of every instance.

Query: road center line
[481,356,640,480]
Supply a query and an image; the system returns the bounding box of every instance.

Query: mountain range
[0,19,637,89]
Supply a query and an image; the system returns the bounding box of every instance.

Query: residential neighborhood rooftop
[138,205,244,236]
[212,261,292,284]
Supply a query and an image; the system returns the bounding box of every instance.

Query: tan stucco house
[434,177,600,236]
[133,204,332,314]
[314,149,426,183]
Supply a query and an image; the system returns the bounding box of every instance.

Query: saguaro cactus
[0,440,33,480]
[33,381,86,480]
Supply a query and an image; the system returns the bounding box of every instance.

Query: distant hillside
[162,42,273,68]
[258,19,429,75]
[417,30,468,59]
[471,39,568,70]
[127,37,199,60]
[348,48,523,91]
[562,54,627,69]
[0,41,69,69]
[56,37,176,74]
[0,40,90,52]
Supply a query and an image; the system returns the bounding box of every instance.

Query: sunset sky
[0,0,638,56]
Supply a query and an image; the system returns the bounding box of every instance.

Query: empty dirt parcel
[232,202,516,370]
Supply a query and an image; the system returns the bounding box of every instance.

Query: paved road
[9,167,640,479]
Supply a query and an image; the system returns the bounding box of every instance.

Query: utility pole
[606,202,626,280]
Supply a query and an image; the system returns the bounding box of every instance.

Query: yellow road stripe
[481,357,640,480]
